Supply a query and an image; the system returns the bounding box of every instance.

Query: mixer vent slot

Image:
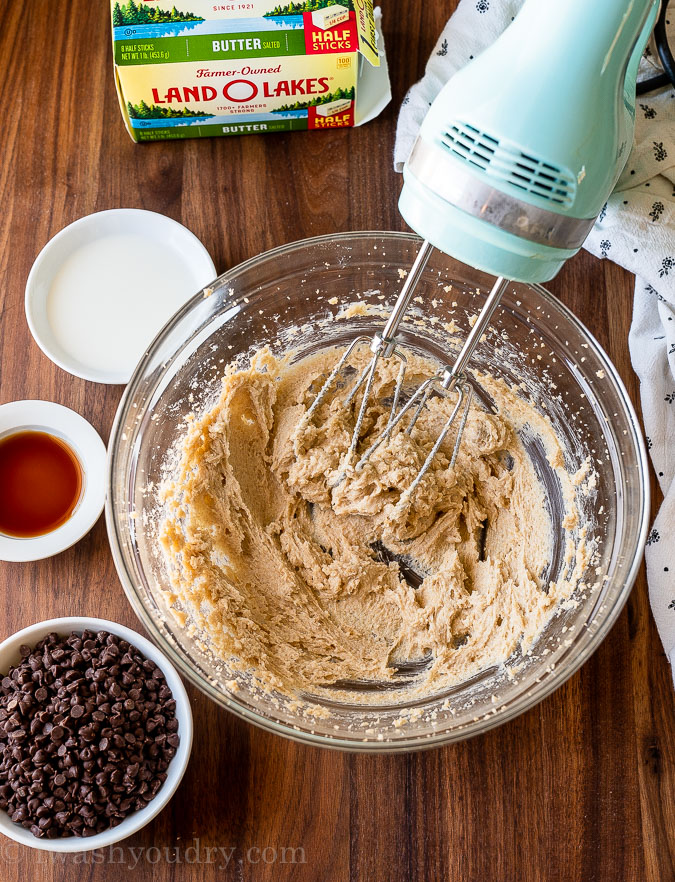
[441,123,576,208]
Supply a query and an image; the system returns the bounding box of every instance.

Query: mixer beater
[353,266,509,498]
[296,241,509,495]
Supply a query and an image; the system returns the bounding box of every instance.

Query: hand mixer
[299,0,658,495]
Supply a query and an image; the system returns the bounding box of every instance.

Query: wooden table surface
[1,1,674,880]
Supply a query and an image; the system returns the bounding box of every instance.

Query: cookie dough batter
[159,345,585,699]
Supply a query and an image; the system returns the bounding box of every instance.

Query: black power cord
[637,0,675,95]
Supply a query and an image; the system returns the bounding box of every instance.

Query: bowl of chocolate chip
[0,617,192,851]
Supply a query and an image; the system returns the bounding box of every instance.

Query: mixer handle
[624,0,660,107]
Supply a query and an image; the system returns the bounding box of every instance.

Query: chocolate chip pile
[0,630,179,839]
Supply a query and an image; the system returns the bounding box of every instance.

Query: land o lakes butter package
[111,1,391,141]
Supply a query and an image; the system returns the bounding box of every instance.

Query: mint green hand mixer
[300,0,659,494]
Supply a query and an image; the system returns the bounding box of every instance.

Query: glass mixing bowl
[106,232,650,752]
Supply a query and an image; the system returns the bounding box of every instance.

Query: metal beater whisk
[295,241,509,495]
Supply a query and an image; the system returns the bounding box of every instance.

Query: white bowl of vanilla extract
[0,401,107,562]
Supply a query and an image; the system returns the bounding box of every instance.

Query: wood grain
[0,1,674,880]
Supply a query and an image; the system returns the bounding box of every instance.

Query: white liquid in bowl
[46,234,198,378]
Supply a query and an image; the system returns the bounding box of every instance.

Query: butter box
[110,0,390,142]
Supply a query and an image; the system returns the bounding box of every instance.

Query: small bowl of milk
[25,209,217,384]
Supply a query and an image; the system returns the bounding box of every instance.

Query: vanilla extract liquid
[0,431,82,538]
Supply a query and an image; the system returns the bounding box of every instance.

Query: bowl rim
[105,230,650,753]
[0,616,193,851]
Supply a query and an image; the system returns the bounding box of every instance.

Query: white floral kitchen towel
[394,0,675,684]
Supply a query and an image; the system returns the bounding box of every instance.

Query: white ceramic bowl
[0,617,192,852]
[25,209,217,384]
[0,401,107,563]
